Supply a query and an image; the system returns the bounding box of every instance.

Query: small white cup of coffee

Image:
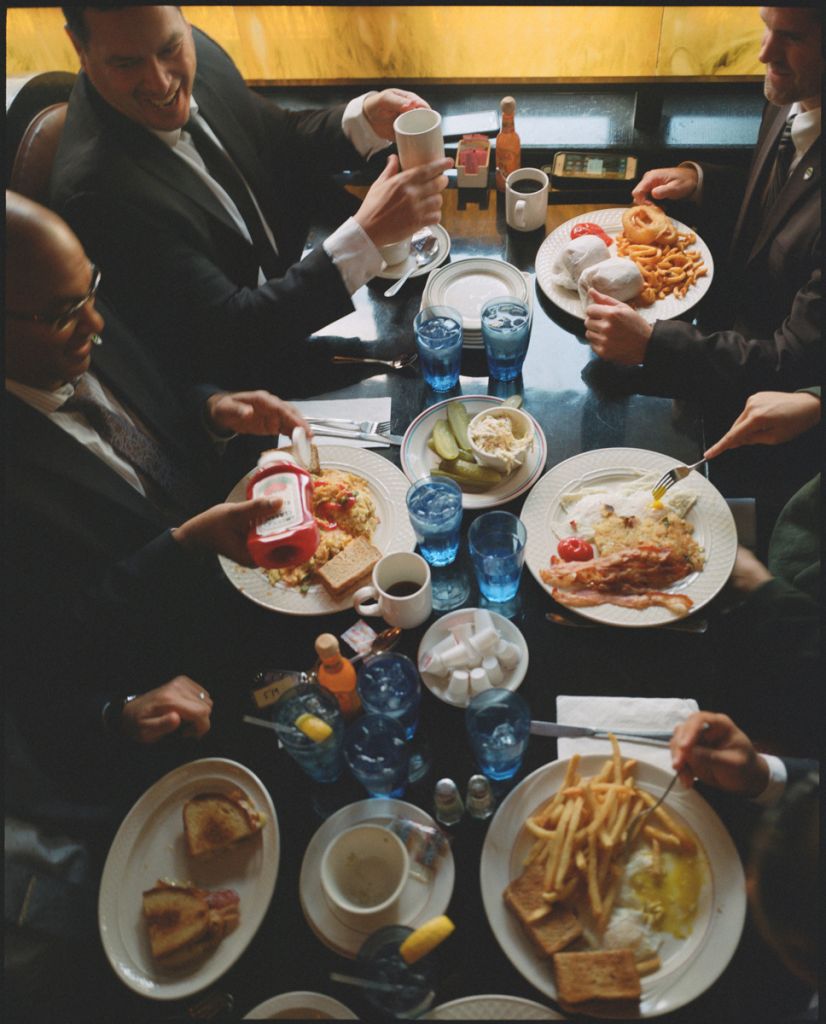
[379,238,411,268]
[320,824,409,922]
[393,108,444,170]
[505,167,549,232]
[353,551,432,629]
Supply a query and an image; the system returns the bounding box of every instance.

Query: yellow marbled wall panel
[7,6,763,82]
[659,6,764,76]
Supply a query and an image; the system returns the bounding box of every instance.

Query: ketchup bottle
[246,451,319,569]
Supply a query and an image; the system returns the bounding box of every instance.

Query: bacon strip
[551,586,693,617]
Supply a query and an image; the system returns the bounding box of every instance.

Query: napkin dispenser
[456,134,491,188]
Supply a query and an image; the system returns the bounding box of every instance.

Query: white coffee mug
[505,168,549,232]
[320,824,409,921]
[379,238,411,267]
[353,551,432,628]
[393,108,444,170]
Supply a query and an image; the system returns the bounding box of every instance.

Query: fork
[306,417,391,435]
[623,771,679,851]
[651,458,707,500]
[331,352,418,371]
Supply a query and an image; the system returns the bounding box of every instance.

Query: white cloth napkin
[556,694,700,771]
[278,397,392,449]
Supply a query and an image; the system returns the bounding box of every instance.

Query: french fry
[609,733,623,784]
[636,955,662,977]
[555,796,584,889]
[643,824,683,849]
[587,830,602,917]
[651,836,662,878]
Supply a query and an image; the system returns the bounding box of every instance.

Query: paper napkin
[556,694,700,771]
[278,397,392,449]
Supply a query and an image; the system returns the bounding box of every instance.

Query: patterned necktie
[761,114,797,213]
[63,375,207,521]
[185,117,281,279]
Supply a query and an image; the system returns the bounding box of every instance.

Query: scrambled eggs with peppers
[265,469,378,591]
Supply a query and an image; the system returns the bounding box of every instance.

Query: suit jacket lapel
[731,103,788,250]
[750,136,821,258]
[6,395,168,528]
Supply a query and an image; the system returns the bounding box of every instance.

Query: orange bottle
[315,634,361,719]
[495,96,521,191]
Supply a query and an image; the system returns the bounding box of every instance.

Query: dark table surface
[89,192,811,1024]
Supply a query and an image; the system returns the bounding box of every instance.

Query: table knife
[310,426,403,445]
[529,721,673,744]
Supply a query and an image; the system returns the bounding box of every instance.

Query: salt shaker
[434,778,464,826]
[466,774,496,820]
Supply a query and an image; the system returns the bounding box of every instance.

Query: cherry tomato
[317,518,339,532]
[557,537,594,561]
[317,501,339,520]
[570,222,612,247]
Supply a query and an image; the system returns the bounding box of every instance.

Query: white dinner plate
[520,447,737,627]
[299,798,455,959]
[376,224,451,281]
[423,258,530,346]
[218,445,415,615]
[534,208,714,322]
[244,990,358,1019]
[416,607,529,708]
[480,755,746,1019]
[401,396,547,510]
[98,759,279,1001]
[425,994,564,1020]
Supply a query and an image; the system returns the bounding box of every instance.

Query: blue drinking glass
[344,714,410,798]
[406,476,464,567]
[480,295,532,382]
[468,511,527,603]
[357,652,421,740]
[357,924,437,1018]
[272,682,345,783]
[414,305,463,392]
[465,688,530,781]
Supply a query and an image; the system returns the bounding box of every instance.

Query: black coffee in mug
[386,580,422,597]
[510,179,544,195]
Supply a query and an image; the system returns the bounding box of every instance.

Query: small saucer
[299,798,455,958]
[376,224,451,281]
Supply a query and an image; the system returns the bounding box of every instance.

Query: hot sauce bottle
[246,451,319,569]
[314,633,361,719]
[495,96,521,191]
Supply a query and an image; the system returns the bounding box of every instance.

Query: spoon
[350,626,402,664]
[383,231,440,297]
[331,352,418,371]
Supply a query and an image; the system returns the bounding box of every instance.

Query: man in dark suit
[50,5,452,389]
[583,6,822,409]
[4,190,309,788]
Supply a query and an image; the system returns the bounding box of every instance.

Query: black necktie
[185,116,280,279]
[63,375,207,521]
[761,114,797,213]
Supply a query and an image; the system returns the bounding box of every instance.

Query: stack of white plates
[422,258,531,348]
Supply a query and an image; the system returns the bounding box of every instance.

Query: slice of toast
[142,884,210,960]
[183,788,266,857]
[503,859,553,926]
[317,536,382,597]
[553,949,642,1004]
[526,905,583,957]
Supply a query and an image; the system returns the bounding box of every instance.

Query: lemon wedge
[399,914,455,964]
[295,713,332,742]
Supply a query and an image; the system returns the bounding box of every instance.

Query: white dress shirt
[151,92,387,292]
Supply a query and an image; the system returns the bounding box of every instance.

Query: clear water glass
[465,688,530,780]
[357,652,421,740]
[414,305,463,391]
[406,476,464,567]
[468,511,527,603]
[344,714,410,798]
[272,682,345,783]
[480,295,532,382]
[356,924,436,1018]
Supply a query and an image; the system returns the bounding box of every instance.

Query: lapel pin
[803,166,813,180]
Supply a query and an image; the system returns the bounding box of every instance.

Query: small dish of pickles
[401,396,548,510]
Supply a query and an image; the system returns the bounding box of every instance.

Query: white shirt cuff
[322,216,384,295]
[679,161,704,204]
[750,754,788,808]
[342,92,392,161]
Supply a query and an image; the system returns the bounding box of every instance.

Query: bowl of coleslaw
[467,407,535,475]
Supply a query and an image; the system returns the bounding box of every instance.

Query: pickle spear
[431,420,459,461]
[427,436,474,461]
[437,458,502,486]
[447,401,471,449]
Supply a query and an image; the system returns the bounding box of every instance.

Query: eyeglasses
[6,265,102,332]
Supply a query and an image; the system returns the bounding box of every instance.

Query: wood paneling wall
[6,6,764,84]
